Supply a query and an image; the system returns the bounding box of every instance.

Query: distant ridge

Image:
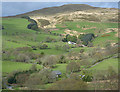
[3,4,101,18]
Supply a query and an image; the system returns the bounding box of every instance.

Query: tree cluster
[66,62,80,73]
[62,34,77,43]
[21,15,38,31]
[80,33,95,46]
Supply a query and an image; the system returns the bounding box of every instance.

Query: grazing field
[52,64,67,74]
[2,18,118,73]
[2,61,42,73]
[89,58,118,73]
[2,16,118,90]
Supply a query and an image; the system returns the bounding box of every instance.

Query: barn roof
[52,70,62,75]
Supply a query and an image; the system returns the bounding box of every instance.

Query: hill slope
[4,4,118,29]
[6,4,99,17]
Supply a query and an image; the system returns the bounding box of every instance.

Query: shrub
[48,78,88,90]
[2,50,12,61]
[66,35,77,43]
[21,16,30,19]
[36,58,42,65]
[27,23,38,31]
[0,25,4,30]
[80,49,84,53]
[31,46,37,50]
[62,34,77,43]
[39,69,56,83]
[62,38,67,42]
[55,45,61,50]
[15,54,30,62]
[70,73,80,80]
[62,44,70,52]
[81,70,93,82]
[79,59,91,68]
[38,19,50,27]
[7,71,22,84]
[7,72,16,84]
[78,34,85,39]
[28,19,37,24]
[41,52,45,56]
[42,55,57,67]
[82,41,88,46]
[25,69,57,89]
[24,73,43,89]
[38,44,48,49]
[58,55,66,63]
[87,42,94,47]
[24,51,39,59]
[66,62,80,73]
[80,33,95,46]
[7,70,36,85]
[44,37,57,43]
[16,47,32,52]
[2,78,7,89]
[82,75,93,82]
[29,64,37,71]
[108,18,118,22]
[15,73,30,85]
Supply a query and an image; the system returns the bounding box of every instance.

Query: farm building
[68,41,76,45]
[52,70,62,77]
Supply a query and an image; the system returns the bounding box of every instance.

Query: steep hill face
[7,4,118,28]
[14,4,99,16]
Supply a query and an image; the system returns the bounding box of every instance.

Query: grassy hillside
[7,4,99,17]
[2,61,42,75]
[2,18,64,54]
[2,16,118,90]
[89,58,118,73]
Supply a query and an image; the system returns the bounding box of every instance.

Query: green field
[56,21,118,33]
[2,17,118,90]
[52,64,67,73]
[89,58,118,73]
[2,17,118,72]
[2,61,42,74]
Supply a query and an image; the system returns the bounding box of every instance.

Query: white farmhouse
[68,41,76,45]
